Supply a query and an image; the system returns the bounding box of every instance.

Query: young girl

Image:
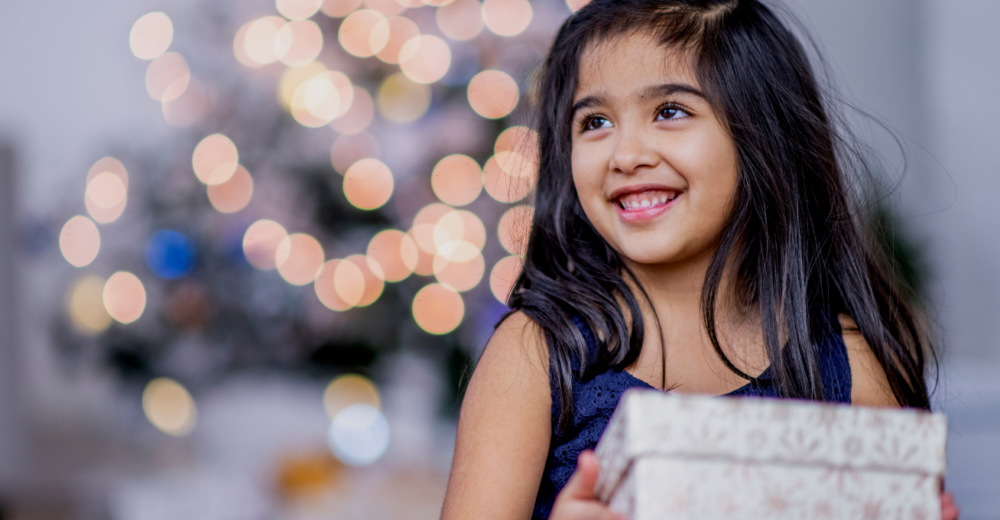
[442,1,959,518]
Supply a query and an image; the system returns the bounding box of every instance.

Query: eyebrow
[571,82,706,117]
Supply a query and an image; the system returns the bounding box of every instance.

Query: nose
[608,127,658,175]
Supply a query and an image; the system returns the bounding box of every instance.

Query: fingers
[562,450,601,500]
[941,491,959,520]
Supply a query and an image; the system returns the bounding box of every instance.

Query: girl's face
[571,32,739,270]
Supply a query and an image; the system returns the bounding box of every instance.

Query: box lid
[594,390,947,502]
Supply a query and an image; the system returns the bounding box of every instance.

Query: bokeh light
[60,216,101,268]
[431,154,482,206]
[332,258,365,307]
[86,172,127,210]
[433,242,484,291]
[366,229,418,282]
[398,35,451,84]
[371,16,420,64]
[85,157,128,223]
[455,210,486,250]
[483,151,534,203]
[291,72,342,127]
[321,0,364,17]
[278,61,327,110]
[103,271,147,324]
[411,203,453,254]
[412,283,464,334]
[277,0,324,20]
[331,132,380,174]
[323,374,381,419]
[130,12,173,60]
[346,254,384,306]
[467,69,519,119]
[276,233,325,286]
[142,378,197,437]
[339,9,386,58]
[436,0,484,41]
[481,0,533,37]
[364,0,406,16]
[495,125,539,157]
[145,52,190,102]
[245,16,287,65]
[490,255,523,304]
[498,205,533,255]
[343,158,393,210]
[206,165,254,213]
[243,219,288,270]
[146,230,195,279]
[233,21,258,67]
[328,403,390,467]
[275,20,324,67]
[66,276,112,335]
[377,73,431,123]
[192,133,239,185]
[330,86,375,134]
[315,259,352,311]
[566,0,592,12]
[162,78,209,127]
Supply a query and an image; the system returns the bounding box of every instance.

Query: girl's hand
[942,491,959,520]
[550,450,626,520]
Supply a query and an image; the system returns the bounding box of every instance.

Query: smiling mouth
[614,189,680,211]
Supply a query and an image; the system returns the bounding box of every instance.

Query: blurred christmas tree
[54,0,575,428]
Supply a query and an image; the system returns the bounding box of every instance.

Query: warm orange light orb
[366,229,418,282]
[343,159,394,210]
[338,9,386,57]
[276,233,326,286]
[85,157,128,223]
[103,272,147,324]
[433,242,484,292]
[243,220,288,270]
[321,0,364,17]
[277,0,324,20]
[192,134,239,185]
[412,283,464,334]
[431,154,482,206]
[398,35,451,84]
[483,153,533,203]
[481,0,532,37]
[206,165,254,213]
[145,52,190,102]
[436,0,483,41]
[498,205,533,255]
[495,125,539,157]
[275,20,324,67]
[59,216,101,268]
[346,254,384,306]
[130,12,173,60]
[245,16,287,65]
[315,259,353,311]
[490,255,524,304]
[467,70,519,119]
[143,378,197,437]
[370,16,420,64]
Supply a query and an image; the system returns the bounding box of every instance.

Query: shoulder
[837,314,899,408]
[441,311,552,518]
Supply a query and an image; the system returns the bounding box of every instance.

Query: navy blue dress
[531,315,853,519]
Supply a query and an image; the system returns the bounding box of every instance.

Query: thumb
[564,450,602,500]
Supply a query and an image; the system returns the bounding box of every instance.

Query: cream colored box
[594,390,947,519]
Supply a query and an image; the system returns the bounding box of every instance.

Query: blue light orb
[146,230,195,279]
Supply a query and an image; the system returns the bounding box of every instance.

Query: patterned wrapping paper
[595,390,947,520]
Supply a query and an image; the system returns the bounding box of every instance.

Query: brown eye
[657,105,689,121]
[583,116,611,131]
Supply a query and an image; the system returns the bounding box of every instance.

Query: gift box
[594,390,947,519]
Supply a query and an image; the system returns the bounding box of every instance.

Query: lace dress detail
[531,315,852,519]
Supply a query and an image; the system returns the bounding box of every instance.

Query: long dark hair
[503,0,934,431]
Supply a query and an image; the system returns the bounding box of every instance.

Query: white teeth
[640,199,651,208]
[659,196,666,204]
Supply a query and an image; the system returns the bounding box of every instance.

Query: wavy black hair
[502,0,934,431]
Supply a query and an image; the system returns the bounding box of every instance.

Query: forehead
[575,32,700,100]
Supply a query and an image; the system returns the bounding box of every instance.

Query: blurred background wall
[0,0,998,518]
